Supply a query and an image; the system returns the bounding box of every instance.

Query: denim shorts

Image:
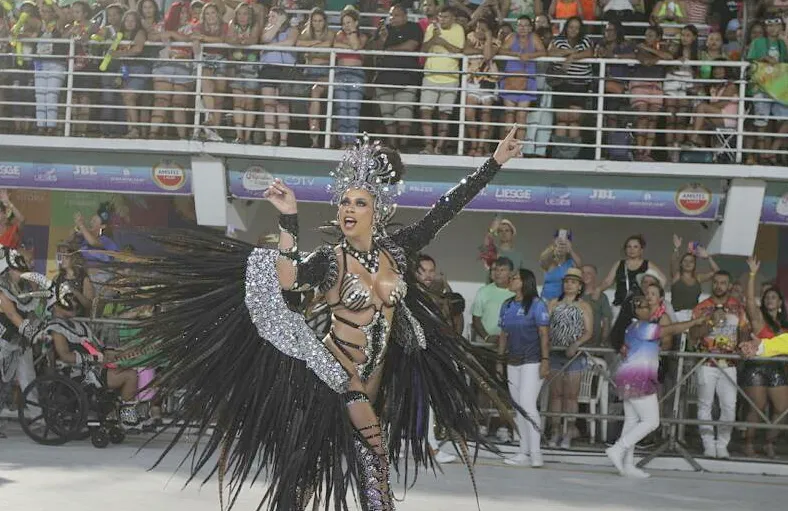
[550,352,588,373]
[152,62,194,85]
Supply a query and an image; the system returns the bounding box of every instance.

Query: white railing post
[192,43,204,137]
[457,55,469,156]
[64,39,75,137]
[735,62,747,164]
[594,61,606,161]
[323,50,336,149]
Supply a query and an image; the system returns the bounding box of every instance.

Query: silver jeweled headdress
[327,135,402,224]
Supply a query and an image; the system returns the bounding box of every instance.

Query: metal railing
[0,38,785,164]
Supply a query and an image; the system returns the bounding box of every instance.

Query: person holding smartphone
[539,228,582,300]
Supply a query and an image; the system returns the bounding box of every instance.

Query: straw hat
[636,268,666,288]
[562,267,584,282]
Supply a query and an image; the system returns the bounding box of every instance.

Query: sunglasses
[764,18,783,25]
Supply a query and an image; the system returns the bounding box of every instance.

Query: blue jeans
[333,69,365,144]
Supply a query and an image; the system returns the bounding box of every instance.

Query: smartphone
[556,229,571,241]
[688,241,702,254]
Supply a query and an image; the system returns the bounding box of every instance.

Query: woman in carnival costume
[109,128,525,510]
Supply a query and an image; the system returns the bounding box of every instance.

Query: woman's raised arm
[392,126,523,253]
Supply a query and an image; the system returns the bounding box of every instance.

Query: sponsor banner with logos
[762,192,788,225]
[0,161,191,195]
[230,167,719,220]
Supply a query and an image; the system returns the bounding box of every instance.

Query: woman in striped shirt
[547,16,594,159]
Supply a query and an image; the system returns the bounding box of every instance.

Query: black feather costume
[109,157,524,511]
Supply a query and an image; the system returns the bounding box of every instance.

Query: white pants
[507,363,543,456]
[34,61,66,128]
[696,365,737,447]
[616,393,660,449]
[673,309,693,322]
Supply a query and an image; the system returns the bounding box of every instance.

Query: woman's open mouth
[343,217,357,229]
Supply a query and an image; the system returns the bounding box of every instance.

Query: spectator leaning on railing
[192,2,229,142]
[498,15,544,146]
[464,16,500,156]
[297,7,333,148]
[33,0,67,136]
[547,15,593,159]
[114,10,149,139]
[420,5,465,155]
[259,7,299,147]
[747,16,787,166]
[227,1,262,144]
[332,6,368,149]
[370,3,423,150]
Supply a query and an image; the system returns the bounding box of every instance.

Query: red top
[334,31,364,65]
[0,223,20,248]
[758,324,776,339]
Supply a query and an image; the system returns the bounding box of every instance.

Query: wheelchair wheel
[91,428,110,448]
[109,426,125,444]
[18,374,88,446]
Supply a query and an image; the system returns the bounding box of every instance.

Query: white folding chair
[713,127,736,163]
[577,356,609,443]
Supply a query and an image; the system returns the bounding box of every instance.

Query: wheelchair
[17,345,129,448]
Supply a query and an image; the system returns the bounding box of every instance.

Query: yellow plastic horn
[99,31,124,72]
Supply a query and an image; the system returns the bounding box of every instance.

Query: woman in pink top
[686,61,738,147]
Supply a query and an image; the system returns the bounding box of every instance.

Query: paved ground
[1,425,786,511]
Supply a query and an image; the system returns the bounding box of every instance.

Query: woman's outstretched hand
[264,178,298,215]
[492,125,523,166]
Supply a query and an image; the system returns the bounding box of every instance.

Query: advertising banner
[762,192,788,225]
[0,161,191,195]
[229,166,720,220]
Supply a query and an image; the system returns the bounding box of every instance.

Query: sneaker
[478,425,488,437]
[434,450,458,464]
[624,466,651,479]
[530,452,544,468]
[606,445,626,475]
[560,436,572,450]
[119,402,140,428]
[547,434,560,448]
[503,453,530,466]
[716,445,730,459]
[496,427,512,443]
[702,442,717,458]
[203,127,223,142]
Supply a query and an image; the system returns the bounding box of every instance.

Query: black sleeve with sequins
[391,157,502,253]
[291,245,339,294]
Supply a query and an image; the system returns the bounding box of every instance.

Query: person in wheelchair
[0,245,41,408]
[10,273,142,429]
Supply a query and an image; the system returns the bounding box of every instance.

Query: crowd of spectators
[0,0,786,162]
[462,217,788,465]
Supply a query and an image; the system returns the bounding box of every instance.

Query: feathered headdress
[18,272,77,311]
[327,135,402,226]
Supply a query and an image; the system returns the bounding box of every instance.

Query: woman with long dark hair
[741,257,788,458]
[670,234,719,321]
[297,8,333,148]
[498,268,550,467]
[114,11,149,139]
[547,267,593,448]
[607,293,706,477]
[599,234,666,316]
[546,16,593,159]
[664,24,699,162]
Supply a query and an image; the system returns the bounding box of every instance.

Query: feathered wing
[379,157,526,493]
[107,229,359,511]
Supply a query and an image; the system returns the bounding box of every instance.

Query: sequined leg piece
[353,431,394,511]
[344,390,394,511]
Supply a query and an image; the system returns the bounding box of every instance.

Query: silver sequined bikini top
[338,271,407,312]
